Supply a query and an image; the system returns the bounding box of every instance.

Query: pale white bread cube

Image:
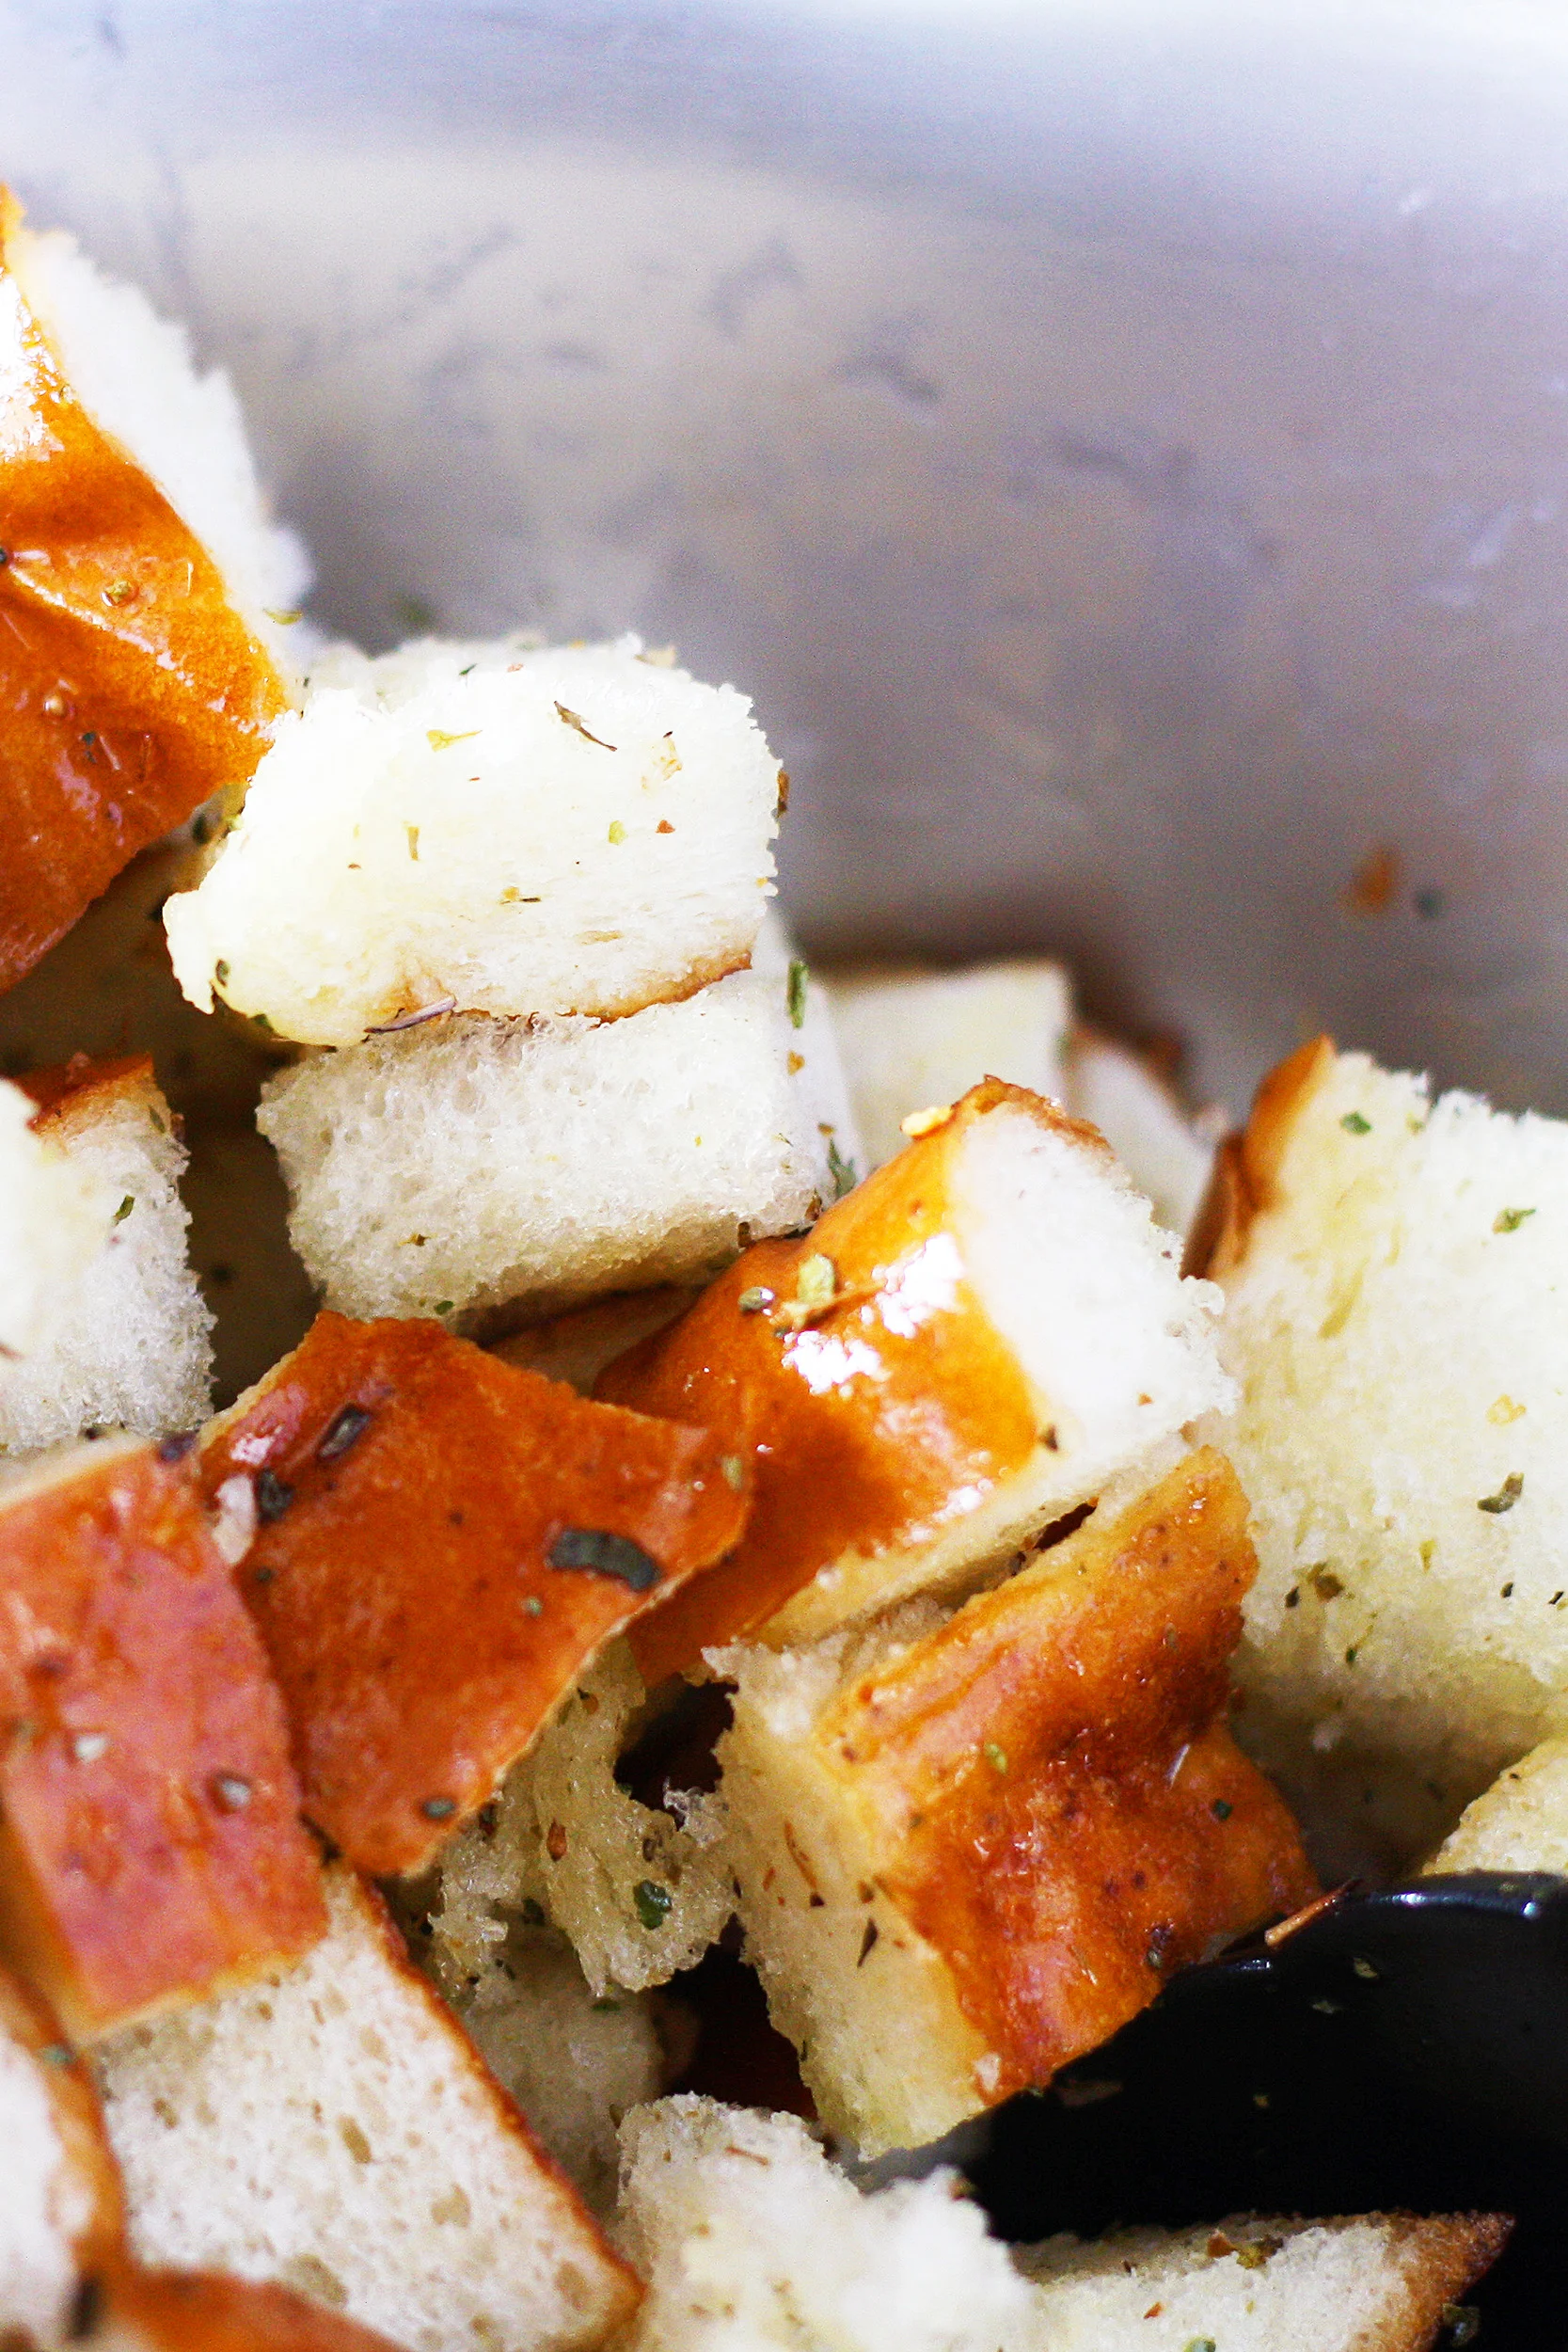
[1422,1735,1568,1876]
[1198,1037,1568,1792]
[0,1074,105,1363]
[8,220,310,678]
[752,912,863,1199]
[1066,1030,1215,1239]
[614,2098,1505,2352]
[820,960,1071,1171]
[614,2096,1036,2352]
[165,637,783,1045]
[1014,2212,1509,2352]
[431,1645,732,2005]
[97,1865,641,2352]
[0,1965,124,2348]
[0,1059,214,1456]
[258,973,832,1327]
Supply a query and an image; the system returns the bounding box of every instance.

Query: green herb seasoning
[827,1137,858,1199]
[112,1195,135,1224]
[255,1469,294,1523]
[1211,1798,1233,1821]
[1478,1472,1524,1516]
[720,1454,746,1492]
[983,1741,1008,1774]
[634,1879,673,1930]
[786,959,809,1029]
[318,1404,373,1463]
[1494,1206,1536,1233]
[1339,1110,1371,1135]
[420,1796,457,1821]
[738,1286,775,1314]
[797,1253,837,1311]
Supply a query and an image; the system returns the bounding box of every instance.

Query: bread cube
[164,635,783,1045]
[492,1291,700,1395]
[94,2268,406,2352]
[430,1644,735,2003]
[718,1449,1312,2154]
[0,1963,124,2345]
[600,1079,1233,1676]
[616,2097,1504,2352]
[1195,1035,1568,1792]
[0,1072,106,1362]
[0,1438,325,2040]
[98,1865,641,2352]
[258,972,833,1327]
[820,959,1072,1170]
[0,196,298,992]
[1067,1029,1214,1238]
[1422,1734,1568,1876]
[199,1313,748,1876]
[0,1056,214,1455]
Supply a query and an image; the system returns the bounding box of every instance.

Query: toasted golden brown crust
[1186,1035,1335,1281]
[0,191,287,998]
[200,1314,749,1875]
[825,1449,1316,2094]
[0,1960,125,2266]
[17,1051,163,1135]
[601,1080,1092,1679]
[99,2267,410,2352]
[0,1438,325,2040]
[1355,2212,1512,2352]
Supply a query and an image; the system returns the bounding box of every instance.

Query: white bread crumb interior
[1213,1045,1568,1789]
[0,1067,214,1457]
[0,2002,104,2345]
[165,637,781,1045]
[0,1075,105,1365]
[258,971,832,1327]
[1423,1734,1568,1877]
[97,1866,638,2352]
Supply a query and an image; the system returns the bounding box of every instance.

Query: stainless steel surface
[7,0,1568,1114]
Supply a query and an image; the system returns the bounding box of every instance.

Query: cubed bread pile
[0,191,1528,2351]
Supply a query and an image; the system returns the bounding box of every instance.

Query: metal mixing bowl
[8,0,1568,1120]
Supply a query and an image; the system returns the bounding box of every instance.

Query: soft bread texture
[601,1081,1233,1676]
[752,913,863,1198]
[1198,1037,1568,1792]
[1423,1734,1568,1875]
[0,199,294,993]
[198,1313,747,1876]
[0,1437,325,2041]
[1066,1031,1214,1240]
[0,1057,214,1456]
[94,2266,406,2352]
[420,1917,666,2217]
[165,636,781,1043]
[615,2096,1036,2352]
[818,960,1212,1233]
[258,973,832,1327]
[715,1451,1312,2154]
[0,1964,124,2346]
[98,1865,641,2352]
[8,219,309,668]
[0,1073,106,1362]
[820,961,1072,1172]
[1013,2212,1510,2352]
[431,1645,733,2003]
[615,2099,1503,2352]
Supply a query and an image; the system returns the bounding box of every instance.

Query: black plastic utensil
[970,1875,1568,2348]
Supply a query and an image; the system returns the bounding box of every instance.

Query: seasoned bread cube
[616,2096,1037,2352]
[1066,1029,1214,1239]
[0,1437,325,2040]
[600,1079,1233,1675]
[716,1449,1312,2153]
[1013,2212,1511,2352]
[165,636,782,1045]
[198,1313,747,1876]
[98,1864,641,2352]
[258,972,832,1327]
[430,1645,734,2003]
[821,959,1072,1171]
[0,1963,124,2345]
[1422,1735,1568,1876]
[0,1057,214,1455]
[1194,1036,1568,1792]
[0,1072,106,1361]
[0,195,297,993]
[616,2099,1505,2352]
[752,912,863,1197]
